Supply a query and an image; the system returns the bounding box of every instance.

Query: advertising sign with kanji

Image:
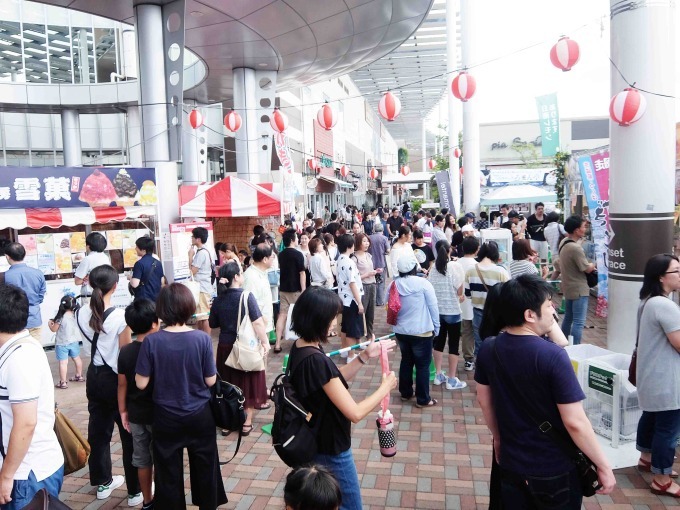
[535,93,560,157]
[0,167,157,209]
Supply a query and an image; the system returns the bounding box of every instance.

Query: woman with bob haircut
[287,287,397,510]
[509,239,542,279]
[635,254,680,497]
[284,465,342,510]
[136,283,227,510]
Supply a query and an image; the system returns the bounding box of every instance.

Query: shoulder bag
[128,259,159,297]
[559,240,598,288]
[475,264,490,292]
[55,404,91,475]
[386,281,401,326]
[628,299,648,386]
[19,488,72,509]
[210,376,246,464]
[489,337,602,497]
[225,291,266,372]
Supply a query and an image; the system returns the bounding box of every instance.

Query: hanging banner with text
[576,149,610,317]
[435,171,454,215]
[274,132,295,215]
[535,93,560,157]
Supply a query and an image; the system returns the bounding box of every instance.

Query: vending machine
[479,228,513,269]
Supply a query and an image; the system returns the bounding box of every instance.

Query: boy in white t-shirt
[336,234,364,363]
[74,232,110,299]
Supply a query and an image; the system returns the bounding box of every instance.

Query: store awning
[381,172,434,184]
[0,205,156,230]
[179,175,281,218]
[480,184,557,206]
[318,175,353,189]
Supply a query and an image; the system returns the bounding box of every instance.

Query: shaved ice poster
[0,167,157,209]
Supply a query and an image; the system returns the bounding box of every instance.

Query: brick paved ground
[51,296,680,509]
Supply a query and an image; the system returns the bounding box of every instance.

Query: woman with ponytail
[427,241,467,390]
[76,265,141,504]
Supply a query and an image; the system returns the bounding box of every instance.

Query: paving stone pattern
[53,296,680,509]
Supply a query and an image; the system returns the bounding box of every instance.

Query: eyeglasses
[665,270,680,274]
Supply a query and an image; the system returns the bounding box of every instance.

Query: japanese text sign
[535,93,560,157]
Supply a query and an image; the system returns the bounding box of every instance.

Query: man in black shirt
[411,230,434,275]
[275,229,306,352]
[386,208,403,240]
[526,202,549,267]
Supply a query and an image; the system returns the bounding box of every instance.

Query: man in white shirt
[0,284,64,508]
[74,232,110,300]
[242,243,275,341]
[188,227,214,334]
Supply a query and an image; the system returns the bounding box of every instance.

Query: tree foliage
[552,150,570,209]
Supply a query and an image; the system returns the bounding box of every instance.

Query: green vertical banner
[535,93,560,157]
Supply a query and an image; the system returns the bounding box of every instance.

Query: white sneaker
[433,372,447,386]
[446,377,468,390]
[97,475,125,500]
[128,492,144,507]
[464,361,475,372]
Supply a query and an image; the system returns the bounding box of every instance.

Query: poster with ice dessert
[52,233,73,273]
[17,235,37,256]
[106,230,123,251]
[69,232,86,253]
[37,234,54,254]
[38,253,55,275]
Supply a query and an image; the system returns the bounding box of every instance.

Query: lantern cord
[608,57,675,99]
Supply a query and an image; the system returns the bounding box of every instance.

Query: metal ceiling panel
[267,26,316,56]
[239,2,307,40]
[283,0,346,25]
[309,10,354,46]
[193,0,276,21]
[185,22,261,47]
[351,1,393,34]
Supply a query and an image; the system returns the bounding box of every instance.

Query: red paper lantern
[427,159,436,170]
[308,158,319,172]
[317,102,337,130]
[451,71,476,102]
[188,109,204,129]
[369,167,378,180]
[378,91,401,121]
[453,147,461,159]
[460,166,464,177]
[223,110,242,133]
[340,165,349,178]
[550,36,580,72]
[270,108,289,133]
[401,165,411,176]
[609,88,647,126]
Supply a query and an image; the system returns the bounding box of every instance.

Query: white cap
[462,224,474,233]
[397,254,418,274]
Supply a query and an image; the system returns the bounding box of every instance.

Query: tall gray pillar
[61,109,82,167]
[446,0,461,215]
[126,106,143,167]
[233,68,260,182]
[607,0,676,353]
[421,122,427,173]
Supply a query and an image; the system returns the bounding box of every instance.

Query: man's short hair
[499,275,554,328]
[462,236,480,255]
[457,217,468,229]
[508,210,519,219]
[392,207,399,213]
[282,228,297,247]
[337,234,355,254]
[564,215,584,234]
[252,243,272,262]
[135,236,155,254]
[4,242,25,262]
[435,214,444,223]
[535,202,545,209]
[253,225,265,236]
[0,284,28,334]
[373,222,383,233]
[330,213,338,221]
[191,227,209,244]
[306,212,314,220]
[501,204,509,210]
[86,232,107,253]
[412,229,424,240]
[125,299,157,335]
[479,211,488,220]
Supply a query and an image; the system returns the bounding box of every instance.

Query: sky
[426,0,678,130]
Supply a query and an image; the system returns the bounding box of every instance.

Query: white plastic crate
[582,353,641,444]
[565,344,611,391]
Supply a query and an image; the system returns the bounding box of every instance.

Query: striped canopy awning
[0,206,156,231]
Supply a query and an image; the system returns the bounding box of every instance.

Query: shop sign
[481,167,556,187]
[587,365,614,396]
[0,167,156,209]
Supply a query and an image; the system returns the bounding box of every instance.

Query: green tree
[552,150,570,210]
[510,140,542,168]
[398,147,409,167]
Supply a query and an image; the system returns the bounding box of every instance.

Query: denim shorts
[129,422,153,468]
[4,466,64,510]
[55,342,80,361]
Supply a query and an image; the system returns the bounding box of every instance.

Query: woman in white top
[444,214,457,243]
[76,264,140,503]
[389,225,416,279]
[309,238,333,288]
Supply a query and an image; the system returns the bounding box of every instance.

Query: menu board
[169,222,215,280]
[36,234,55,274]
[106,230,123,251]
[70,232,86,253]
[52,233,73,273]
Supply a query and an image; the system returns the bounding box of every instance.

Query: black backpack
[270,347,326,467]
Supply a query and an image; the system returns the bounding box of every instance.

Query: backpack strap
[77,307,116,368]
[558,239,575,254]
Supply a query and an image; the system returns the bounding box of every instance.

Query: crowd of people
[0,200,678,509]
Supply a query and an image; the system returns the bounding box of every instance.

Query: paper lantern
[369,167,379,180]
[317,102,338,130]
[451,72,476,102]
[188,109,204,129]
[308,158,319,172]
[270,108,289,133]
[453,147,461,159]
[427,159,436,170]
[340,165,349,178]
[609,88,647,126]
[378,91,401,121]
[223,110,242,133]
[401,165,410,176]
[550,36,580,72]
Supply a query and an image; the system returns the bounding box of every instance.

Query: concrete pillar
[607,0,676,353]
[421,122,427,173]
[182,102,209,183]
[233,68,260,182]
[460,0,480,215]
[78,28,90,84]
[61,109,81,166]
[126,106,143,167]
[447,0,461,216]
[135,3,170,165]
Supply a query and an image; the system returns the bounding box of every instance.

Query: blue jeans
[396,333,433,405]
[561,296,589,345]
[2,466,64,510]
[472,307,484,357]
[636,409,680,475]
[314,449,362,510]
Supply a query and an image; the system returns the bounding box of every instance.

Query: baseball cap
[462,224,474,233]
[508,210,519,218]
[465,212,476,219]
[397,254,418,274]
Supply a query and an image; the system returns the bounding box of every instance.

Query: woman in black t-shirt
[287,287,397,510]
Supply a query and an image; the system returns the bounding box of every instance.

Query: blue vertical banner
[535,93,560,157]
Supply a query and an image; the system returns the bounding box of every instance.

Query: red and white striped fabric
[609,88,647,126]
[180,176,280,218]
[224,110,242,132]
[188,109,204,129]
[0,206,155,230]
[451,72,476,102]
[270,109,289,133]
[317,103,338,130]
[550,36,580,72]
[378,91,401,121]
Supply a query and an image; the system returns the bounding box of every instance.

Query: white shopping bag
[284,304,298,341]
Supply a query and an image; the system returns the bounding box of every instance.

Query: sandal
[415,399,438,408]
[256,402,271,410]
[651,479,680,497]
[69,375,85,382]
[328,331,338,337]
[221,429,232,437]
[273,347,283,354]
[639,458,679,478]
[55,381,68,389]
[241,424,254,437]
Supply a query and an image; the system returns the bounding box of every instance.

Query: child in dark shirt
[118,299,159,510]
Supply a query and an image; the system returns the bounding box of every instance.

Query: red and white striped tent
[0,205,156,230]
[179,176,281,218]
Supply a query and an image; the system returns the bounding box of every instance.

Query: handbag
[489,337,602,498]
[128,259,159,297]
[267,269,280,286]
[209,377,246,464]
[20,488,72,510]
[225,291,266,372]
[628,299,648,386]
[386,281,401,326]
[54,405,90,475]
